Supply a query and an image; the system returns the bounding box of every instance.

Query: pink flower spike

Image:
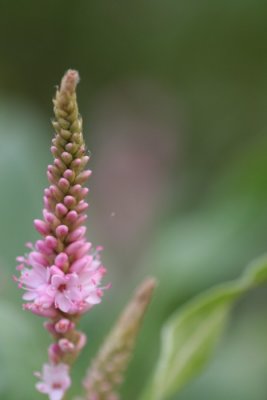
[16,70,109,397]
[35,363,71,400]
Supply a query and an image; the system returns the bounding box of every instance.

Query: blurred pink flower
[35,363,71,400]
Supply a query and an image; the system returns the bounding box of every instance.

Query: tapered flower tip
[60,69,80,93]
[134,277,157,303]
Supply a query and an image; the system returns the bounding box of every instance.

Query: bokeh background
[1,1,267,399]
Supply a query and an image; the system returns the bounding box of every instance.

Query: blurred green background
[1,1,267,399]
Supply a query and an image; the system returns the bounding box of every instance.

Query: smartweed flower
[16,70,107,400]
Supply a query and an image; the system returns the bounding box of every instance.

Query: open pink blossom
[50,267,82,313]
[35,363,71,400]
[17,246,107,315]
[19,264,54,309]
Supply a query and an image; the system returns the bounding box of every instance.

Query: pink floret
[35,363,71,400]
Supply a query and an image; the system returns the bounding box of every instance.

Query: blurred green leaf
[141,254,267,400]
[242,254,267,287]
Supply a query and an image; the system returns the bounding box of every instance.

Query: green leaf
[242,253,267,287]
[141,255,267,400]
